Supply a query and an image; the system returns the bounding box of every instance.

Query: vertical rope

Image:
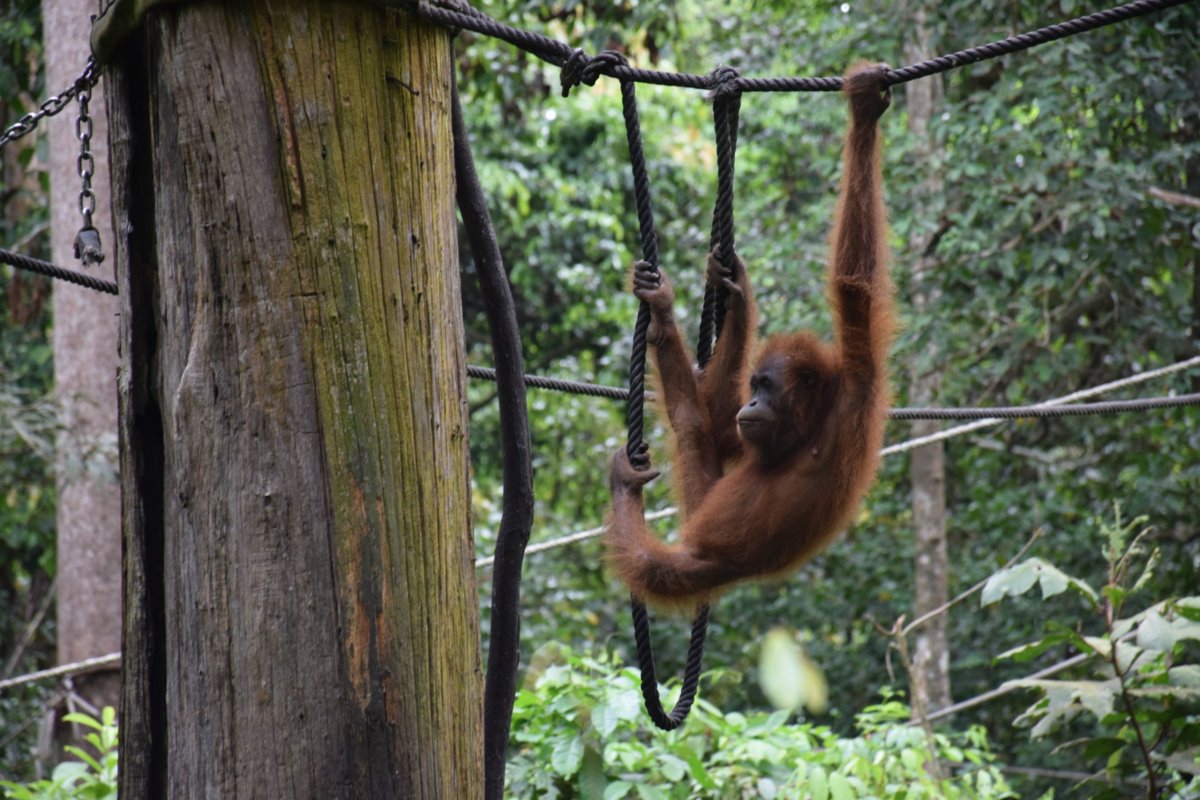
[452,70,535,800]
[698,67,742,367]
[600,50,710,731]
[617,68,657,461]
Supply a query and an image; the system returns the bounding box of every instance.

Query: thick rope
[631,601,710,730]
[419,0,1194,94]
[0,247,117,295]
[465,364,1200,421]
[890,393,1200,420]
[884,355,1200,455]
[466,365,630,400]
[698,67,742,367]
[587,50,709,732]
[452,70,536,800]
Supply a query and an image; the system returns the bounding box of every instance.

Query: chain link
[76,88,95,222]
[72,64,104,267]
[0,58,98,150]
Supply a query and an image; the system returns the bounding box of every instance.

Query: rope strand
[601,53,711,732]
[419,0,1194,93]
[0,247,117,295]
[465,364,1200,421]
[698,67,742,366]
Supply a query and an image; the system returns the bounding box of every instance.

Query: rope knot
[559,49,588,96]
[560,49,628,96]
[707,65,741,100]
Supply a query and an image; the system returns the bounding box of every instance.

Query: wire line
[466,363,1200,421]
[473,357,1200,565]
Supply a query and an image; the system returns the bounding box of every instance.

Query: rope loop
[609,64,711,732]
[607,57,711,730]
[632,599,710,730]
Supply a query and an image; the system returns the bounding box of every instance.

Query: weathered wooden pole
[97,2,482,797]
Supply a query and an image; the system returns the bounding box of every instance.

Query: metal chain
[0,58,98,150]
[73,79,105,267]
[77,91,95,226]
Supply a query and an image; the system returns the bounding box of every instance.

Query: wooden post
[103,3,482,797]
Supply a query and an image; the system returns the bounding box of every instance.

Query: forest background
[0,0,1197,797]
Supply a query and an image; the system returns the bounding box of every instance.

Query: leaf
[1082,737,1126,761]
[828,772,855,800]
[1175,597,1200,621]
[62,713,104,731]
[610,689,642,721]
[982,558,1097,605]
[657,754,687,782]
[1131,547,1160,592]
[681,747,717,790]
[1168,665,1200,688]
[1136,610,1200,652]
[0,783,37,800]
[808,767,829,800]
[995,632,1072,663]
[759,627,827,714]
[1005,679,1119,735]
[62,746,102,773]
[51,760,90,783]
[579,748,606,800]
[982,560,1039,605]
[551,735,585,777]
[634,782,669,800]
[604,781,632,800]
[1082,636,1111,658]
[592,703,619,737]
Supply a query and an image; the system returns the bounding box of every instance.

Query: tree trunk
[104,3,482,797]
[904,8,952,716]
[44,0,123,730]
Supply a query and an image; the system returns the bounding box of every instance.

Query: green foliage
[506,647,1014,799]
[0,708,117,800]
[988,510,1200,797]
[461,11,1200,788]
[0,0,57,778]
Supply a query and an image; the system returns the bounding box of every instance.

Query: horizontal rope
[466,362,1200,421]
[475,507,677,568]
[890,392,1200,420]
[0,247,117,295]
[475,356,1200,566]
[467,364,630,400]
[419,0,1193,93]
[883,354,1200,455]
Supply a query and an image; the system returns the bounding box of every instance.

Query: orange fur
[607,63,896,611]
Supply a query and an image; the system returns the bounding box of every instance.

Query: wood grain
[109,4,481,797]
